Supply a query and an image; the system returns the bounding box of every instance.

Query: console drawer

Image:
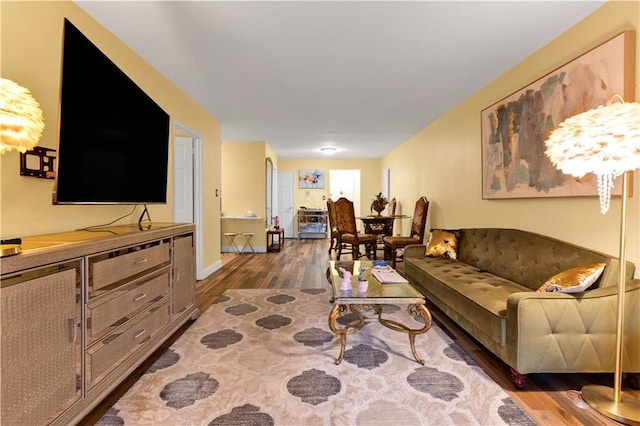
[90,241,170,293]
[87,269,170,343]
[86,299,170,388]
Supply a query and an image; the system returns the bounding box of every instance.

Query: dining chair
[388,197,397,216]
[326,198,340,255]
[383,196,429,268]
[387,197,397,234]
[335,197,378,260]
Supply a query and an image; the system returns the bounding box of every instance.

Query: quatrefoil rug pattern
[97,289,535,426]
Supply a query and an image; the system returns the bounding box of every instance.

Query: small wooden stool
[224,232,240,253]
[241,232,256,254]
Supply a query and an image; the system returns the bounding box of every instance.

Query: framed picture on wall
[298,169,324,189]
[481,30,635,200]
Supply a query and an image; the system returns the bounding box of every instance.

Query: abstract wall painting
[298,169,324,189]
[481,31,635,199]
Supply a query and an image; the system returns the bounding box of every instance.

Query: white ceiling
[75,1,605,159]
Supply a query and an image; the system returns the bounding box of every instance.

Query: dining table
[357,215,411,257]
[357,215,410,237]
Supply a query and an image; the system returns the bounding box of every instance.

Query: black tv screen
[54,19,170,204]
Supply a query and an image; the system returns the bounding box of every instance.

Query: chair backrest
[388,197,396,216]
[334,197,357,235]
[409,196,429,241]
[326,198,338,235]
[386,197,397,234]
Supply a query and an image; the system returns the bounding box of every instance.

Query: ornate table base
[328,302,432,365]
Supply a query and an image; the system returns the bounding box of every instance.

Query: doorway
[173,122,204,279]
[278,171,295,238]
[174,136,194,223]
[329,170,361,215]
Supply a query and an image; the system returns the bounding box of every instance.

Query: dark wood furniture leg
[510,368,527,390]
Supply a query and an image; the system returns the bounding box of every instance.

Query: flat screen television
[53,19,170,205]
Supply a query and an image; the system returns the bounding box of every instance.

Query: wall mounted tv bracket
[20,147,57,179]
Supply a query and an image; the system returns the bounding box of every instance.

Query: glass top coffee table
[327,260,432,365]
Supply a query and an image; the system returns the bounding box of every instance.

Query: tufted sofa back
[456,228,634,291]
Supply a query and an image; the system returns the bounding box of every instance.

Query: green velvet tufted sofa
[403,228,640,389]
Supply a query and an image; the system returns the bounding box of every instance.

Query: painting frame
[298,169,325,189]
[481,30,635,200]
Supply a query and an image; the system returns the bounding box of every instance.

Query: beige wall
[1,2,222,272]
[382,1,640,269]
[220,142,271,250]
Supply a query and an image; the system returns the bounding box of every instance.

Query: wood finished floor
[85,237,638,425]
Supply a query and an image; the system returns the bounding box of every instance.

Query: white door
[278,171,295,238]
[173,124,205,280]
[329,170,361,215]
[173,136,194,223]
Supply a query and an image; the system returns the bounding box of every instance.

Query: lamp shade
[0,78,45,154]
[545,96,640,214]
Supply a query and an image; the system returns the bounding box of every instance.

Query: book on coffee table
[371,268,409,284]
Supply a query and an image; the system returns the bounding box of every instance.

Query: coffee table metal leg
[377,303,432,364]
[328,304,365,365]
[328,305,347,364]
[408,304,432,365]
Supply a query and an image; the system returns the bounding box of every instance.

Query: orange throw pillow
[425,230,459,260]
[537,263,606,293]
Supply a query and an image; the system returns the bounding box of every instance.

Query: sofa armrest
[404,244,426,259]
[505,279,640,373]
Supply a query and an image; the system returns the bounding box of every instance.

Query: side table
[266,228,285,252]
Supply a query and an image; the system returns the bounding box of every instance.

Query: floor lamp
[545,94,640,425]
[0,78,45,257]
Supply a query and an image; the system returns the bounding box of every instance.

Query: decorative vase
[341,278,352,291]
[372,204,385,216]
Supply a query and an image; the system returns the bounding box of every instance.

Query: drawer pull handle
[134,258,148,265]
[133,293,147,302]
[133,329,147,340]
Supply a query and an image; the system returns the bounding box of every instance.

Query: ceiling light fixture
[320,147,337,154]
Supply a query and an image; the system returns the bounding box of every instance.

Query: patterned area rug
[97,289,536,425]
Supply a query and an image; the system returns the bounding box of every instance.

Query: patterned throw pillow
[425,230,459,260]
[536,263,606,293]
